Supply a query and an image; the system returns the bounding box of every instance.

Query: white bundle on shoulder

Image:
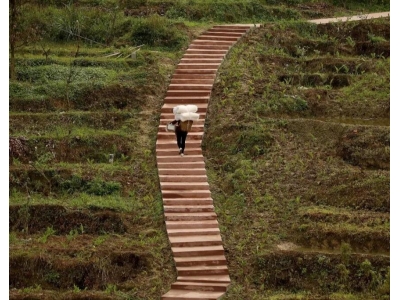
[173,105,198,114]
[180,112,200,121]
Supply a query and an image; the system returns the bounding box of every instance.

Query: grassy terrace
[9,0,389,299]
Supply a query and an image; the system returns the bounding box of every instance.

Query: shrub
[131,15,188,50]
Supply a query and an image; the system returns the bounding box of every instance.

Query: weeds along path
[156,24,257,299]
[156,11,389,299]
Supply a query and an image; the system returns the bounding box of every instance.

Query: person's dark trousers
[175,131,188,153]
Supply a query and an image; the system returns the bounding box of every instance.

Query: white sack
[173,105,188,114]
[186,105,198,113]
[172,104,198,114]
[174,113,182,120]
[180,112,200,122]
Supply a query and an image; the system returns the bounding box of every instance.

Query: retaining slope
[157,25,255,299]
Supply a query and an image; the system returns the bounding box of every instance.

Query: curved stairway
[157,25,255,299]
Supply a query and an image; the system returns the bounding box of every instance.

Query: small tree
[9,0,42,79]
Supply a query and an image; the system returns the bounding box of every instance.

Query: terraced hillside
[9,1,389,299]
[203,16,390,300]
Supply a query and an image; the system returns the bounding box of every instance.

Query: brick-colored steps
[162,289,225,300]
[197,35,239,41]
[180,58,224,64]
[161,190,211,199]
[165,206,215,214]
[177,275,231,283]
[161,182,210,190]
[185,49,228,55]
[157,24,253,299]
[165,212,217,221]
[168,84,213,90]
[171,245,225,257]
[157,149,203,156]
[177,265,228,277]
[188,45,231,50]
[172,73,216,79]
[174,69,218,74]
[170,235,222,247]
[174,255,227,267]
[170,79,215,84]
[166,220,219,229]
[159,170,207,177]
[167,228,221,236]
[159,175,208,182]
[157,131,203,140]
[163,198,214,205]
[171,281,229,292]
[157,155,205,163]
[163,96,210,104]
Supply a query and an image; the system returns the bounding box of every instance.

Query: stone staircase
[157,25,255,299]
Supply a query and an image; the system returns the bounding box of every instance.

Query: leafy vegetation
[9,0,389,299]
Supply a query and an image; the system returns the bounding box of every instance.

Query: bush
[60,175,121,196]
[131,15,188,49]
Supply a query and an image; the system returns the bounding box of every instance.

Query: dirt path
[308,11,390,24]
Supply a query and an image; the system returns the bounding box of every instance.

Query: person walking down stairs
[166,104,199,157]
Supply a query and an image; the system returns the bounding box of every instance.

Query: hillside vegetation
[9,0,389,299]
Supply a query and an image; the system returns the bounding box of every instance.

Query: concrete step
[180,58,223,64]
[171,281,229,292]
[177,265,228,276]
[177,275,230,283]
[157,131,203,140]
[175,69,218,74]
[197,35,239,41]
[167,227,220,236]
[164,212,217,221]
[164,205,215,213]
[161,182,210,190]
[174,255,226,267]
[159,175,208,183]
[166,90,211,97]
[162,289,225,300]
[162,190,211,198]
[171,245,224,257]
[170,235,222,247]
[177,63,220,69]
[165,220,218,229]
[163,198,213,205]
[168,84,213,90]
[170,79,215,84]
